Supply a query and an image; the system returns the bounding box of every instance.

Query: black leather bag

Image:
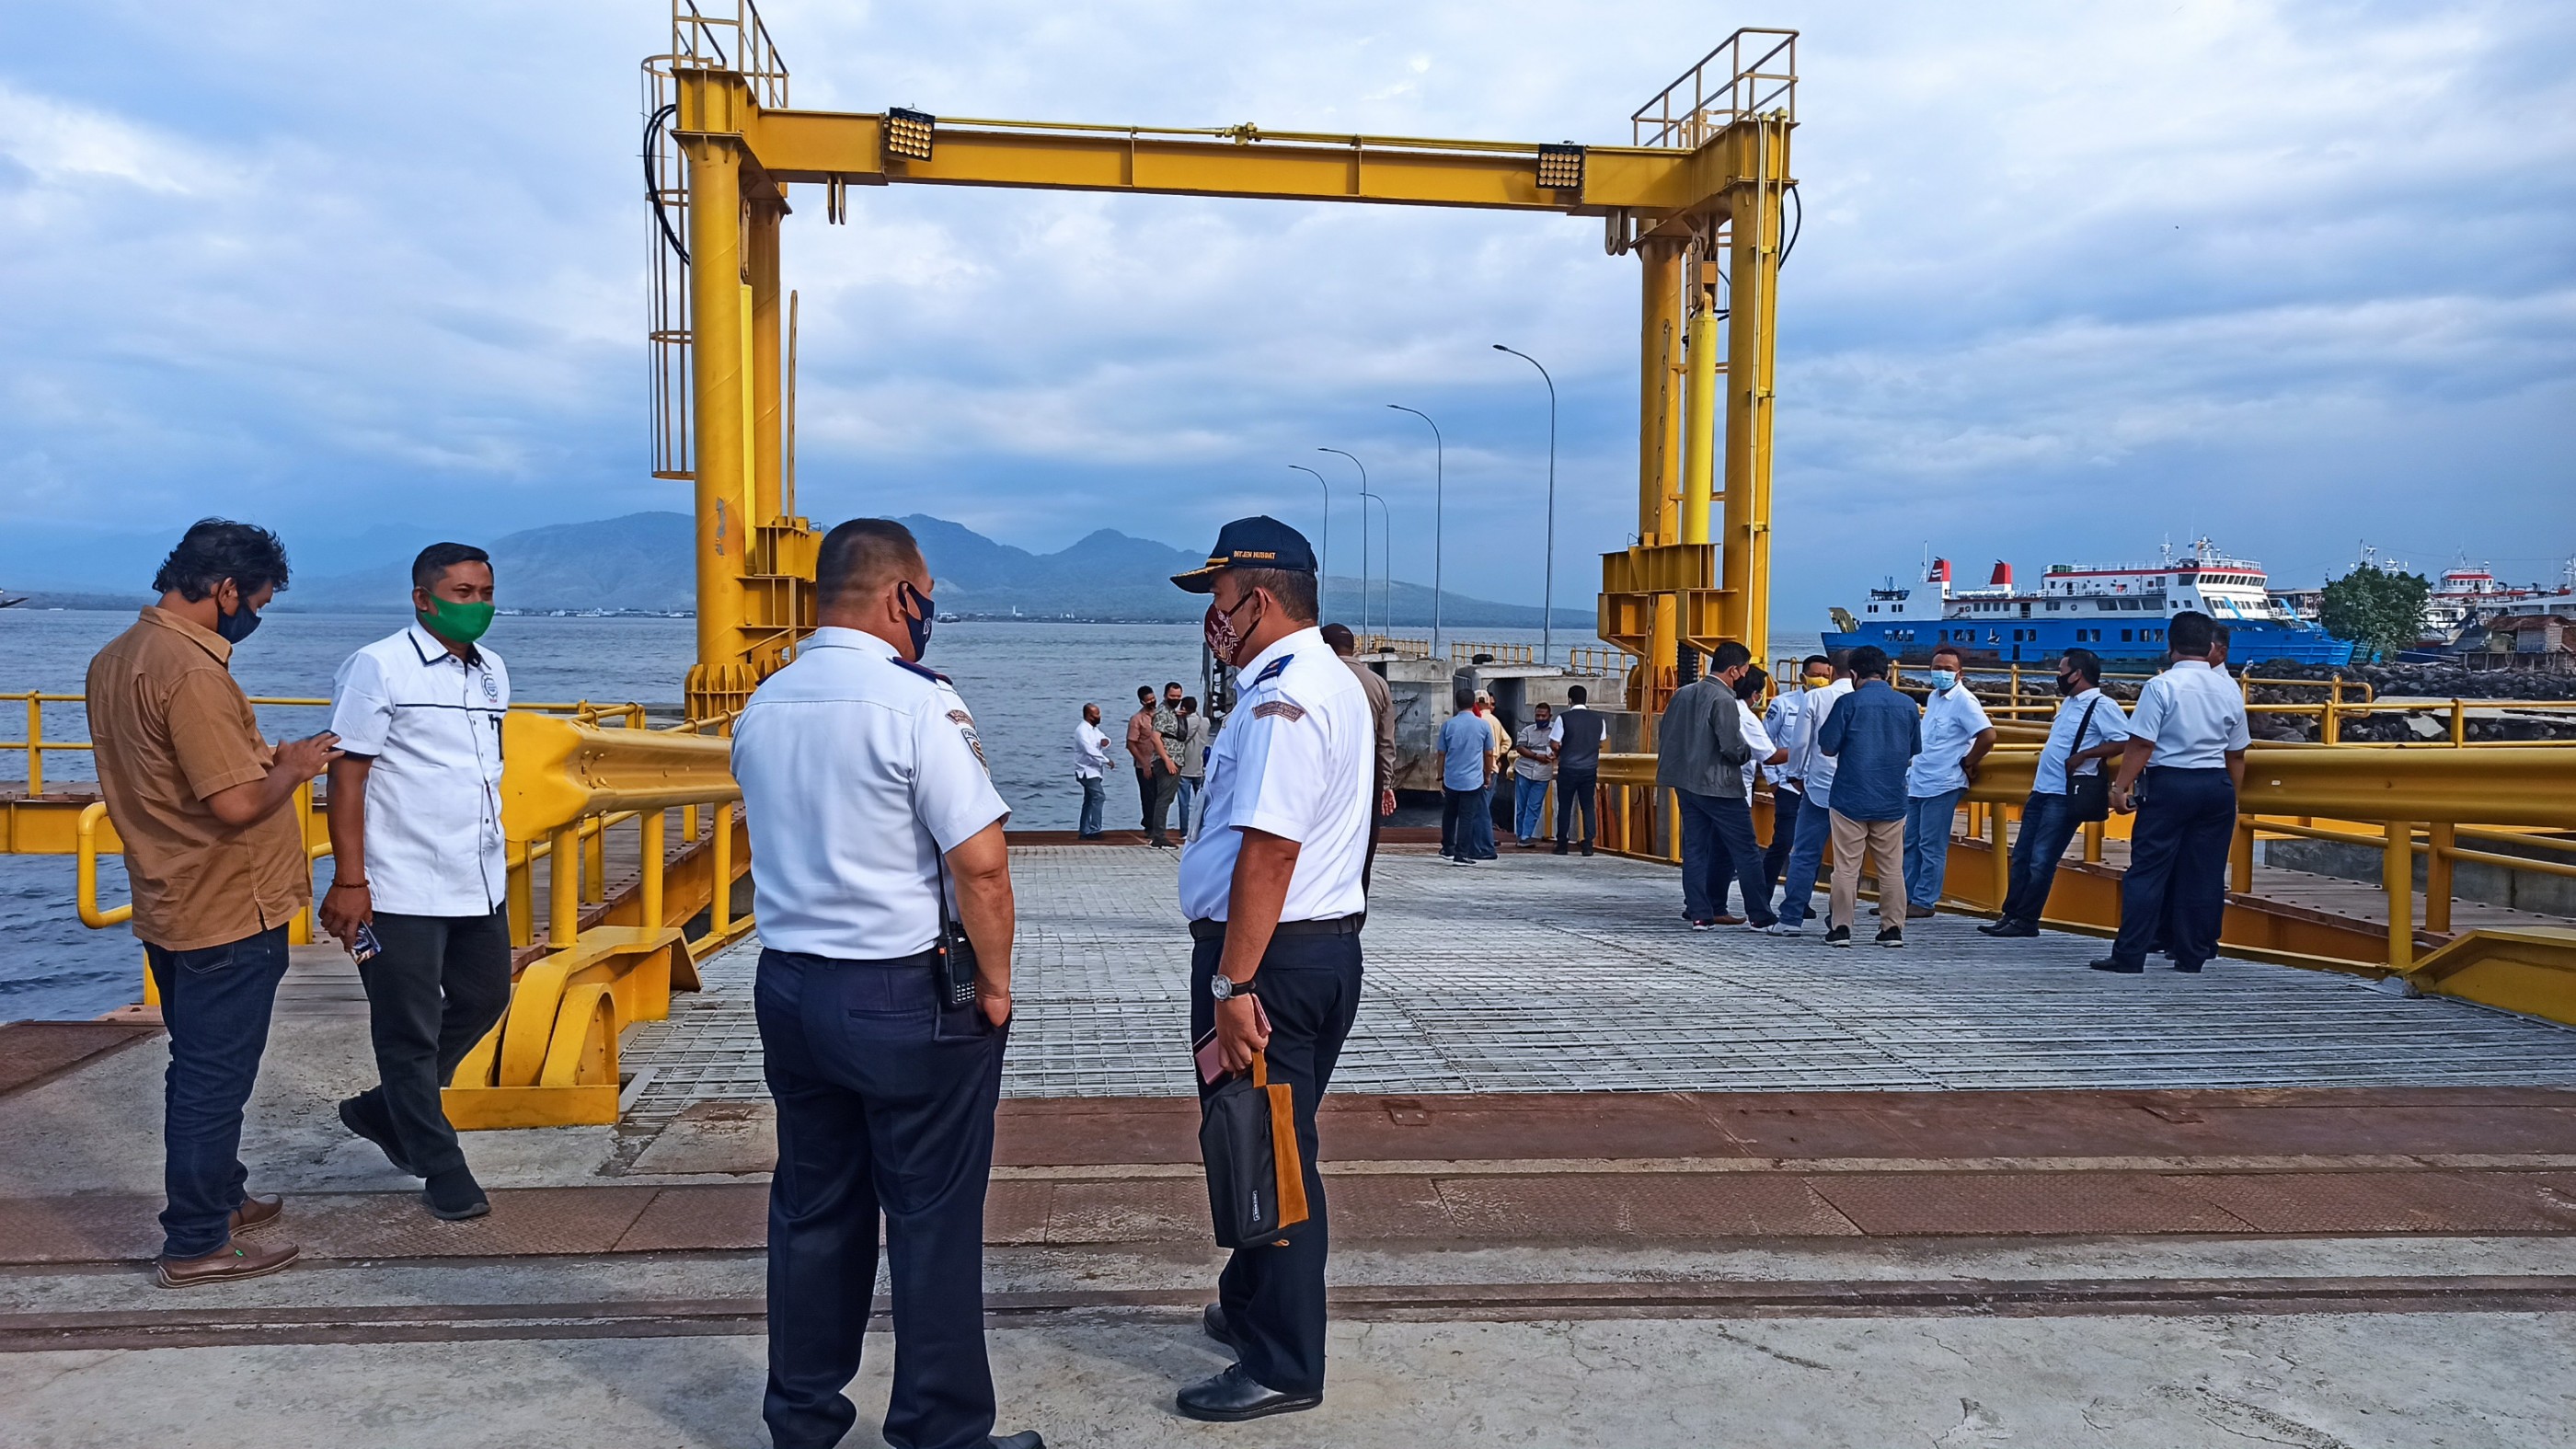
[2064,698,2111,823]
[1200,1052,1309,1248]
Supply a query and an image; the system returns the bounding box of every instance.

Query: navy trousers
[1676,790,1775,925]
[2110,766,2237,970]
[1998,790,2083,926]
[757,948,1007,1449]
[1190,929,1363,1397]
[144,925,291,1259]
[1554,768,1598,847]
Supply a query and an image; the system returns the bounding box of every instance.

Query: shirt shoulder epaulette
[892,658,951,685]
[1251,653,1294,685]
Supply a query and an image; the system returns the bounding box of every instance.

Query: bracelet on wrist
[330,879,369,890]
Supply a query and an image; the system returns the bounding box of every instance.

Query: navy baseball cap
[1171,515,1318,593]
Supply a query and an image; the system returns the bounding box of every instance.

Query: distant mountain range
[8,512,1588,627]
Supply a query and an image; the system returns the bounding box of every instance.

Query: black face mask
[215,592,263,645]
[896,581,935,661]
[2056,672,2080,696]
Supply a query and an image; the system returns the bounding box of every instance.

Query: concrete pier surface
[6,845,2576,1445]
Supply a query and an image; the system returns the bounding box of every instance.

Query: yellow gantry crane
[645,3,1798,725]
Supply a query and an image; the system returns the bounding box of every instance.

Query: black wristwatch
[1209,973,1258,1002]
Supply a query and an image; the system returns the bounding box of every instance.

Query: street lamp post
[1288,463,1330,617]
[1361,490,1392,637]
[1492,345,1559,661]
[1387,404,1444,654]
[1317,447,1371,636]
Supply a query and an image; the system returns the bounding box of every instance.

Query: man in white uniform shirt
[1168,517,1370,1424]
[1765,657,1852,934]
[321,543,511,1223]
[1074,703,1111,838]
[1899,643,1996,917]
[1982,647,2131,938]
[730,519,1041,1449]
[2094,610,2248,975]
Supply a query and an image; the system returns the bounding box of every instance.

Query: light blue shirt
[2031,686,2133,796]
[2129,659,2250,769]
[1176,627,1373,924]
[1438,710,1492,792]
[731,629,1009,960]
[1905,682,1994,798]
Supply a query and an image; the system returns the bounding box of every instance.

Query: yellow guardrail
[443,710,747,1130]
[1451,641,1537,664]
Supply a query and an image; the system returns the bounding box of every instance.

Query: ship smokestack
[1988,560,2013,588]
[1930,558,1952,582]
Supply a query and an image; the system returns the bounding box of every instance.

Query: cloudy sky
[5,0,2571,626]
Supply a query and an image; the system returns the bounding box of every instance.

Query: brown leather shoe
[1906,903,1937,919]
[229,1192,284,1236]
[156,1237,299,1289]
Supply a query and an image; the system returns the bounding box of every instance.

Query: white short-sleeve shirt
[1737,698,1776,797]
[1762,691,1803,787]
[1178,626,1373,924]
[327,624,509,916]
[2128,659,2250,770]
[1906,682,1995,797]
[731,628,1010,960]
[1790,678,1853,807]
[2031,686,2134,795]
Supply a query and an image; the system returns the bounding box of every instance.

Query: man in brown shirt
[86,520,340,1288]
[1127,684,1179,846]
[1320,625,1397,892]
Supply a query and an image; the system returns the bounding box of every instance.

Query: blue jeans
[1903,788,1966,907]
[1513,777,1551,841]
[1774,794,1837,926]
[144,925,291,1259]
[1999,790,2082,926]
[2111,766,2237,969]
[1177,775,1202,835]
[1076,775,1106,837]
[1677,789,1775,925]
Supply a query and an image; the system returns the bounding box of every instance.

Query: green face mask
[419,596,497,645]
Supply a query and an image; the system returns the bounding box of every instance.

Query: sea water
[8,608,1799,1020]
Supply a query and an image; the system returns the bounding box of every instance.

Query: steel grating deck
[618,846,2576,1121]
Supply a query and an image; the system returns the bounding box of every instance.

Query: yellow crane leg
[749,200,785,531]
[1722,117,1788,662]
[685,136,752,685]
[1680,304,1719,549]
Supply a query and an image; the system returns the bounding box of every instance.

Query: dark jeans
[1442,784,1495,859]
[757,949,1007,1449]
[2111,766,2237,970]
[1076,775,1106,837]
[1764,784,1803,884]
[351,908,512,1179]
[1555,768,1598,847]
[1137,761,1178,841]
[1190,929,1363,1397]
[1999,790,2083,926]
[1774,794,1836,926]
[1676,789,1774,925]
[144,925,291,1259]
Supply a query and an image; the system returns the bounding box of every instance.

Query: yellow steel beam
[1721,116,1788,664]
[743,109,1707,214]
[2406,927,2576,1023]
[499,713,739,845]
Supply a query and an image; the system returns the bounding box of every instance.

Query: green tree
[2318,562,2431,662]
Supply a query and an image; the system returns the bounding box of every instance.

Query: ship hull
[1823,617,2355,668]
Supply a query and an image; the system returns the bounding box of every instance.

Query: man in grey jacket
[1655,642,1767,928]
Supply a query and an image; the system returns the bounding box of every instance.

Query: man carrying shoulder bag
[1983,648,2131,938]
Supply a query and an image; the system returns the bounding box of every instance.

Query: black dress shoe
[1202,1301,1236,1351]
[2171,960,2204,973]
[2088,957,2145,974]
[339,1093,413,1175]
[985,1433,1045,1449]
[1177,1363,1321,1422]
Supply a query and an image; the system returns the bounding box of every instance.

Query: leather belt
[1189,914,1363,941]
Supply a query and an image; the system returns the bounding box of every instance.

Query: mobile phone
[350,923,383,966]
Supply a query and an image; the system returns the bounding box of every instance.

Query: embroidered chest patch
[1252,700,1306,722]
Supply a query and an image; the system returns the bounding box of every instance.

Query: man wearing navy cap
[1169,517,1373,1423]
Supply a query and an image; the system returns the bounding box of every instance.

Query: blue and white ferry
[1823,538,2356,667]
